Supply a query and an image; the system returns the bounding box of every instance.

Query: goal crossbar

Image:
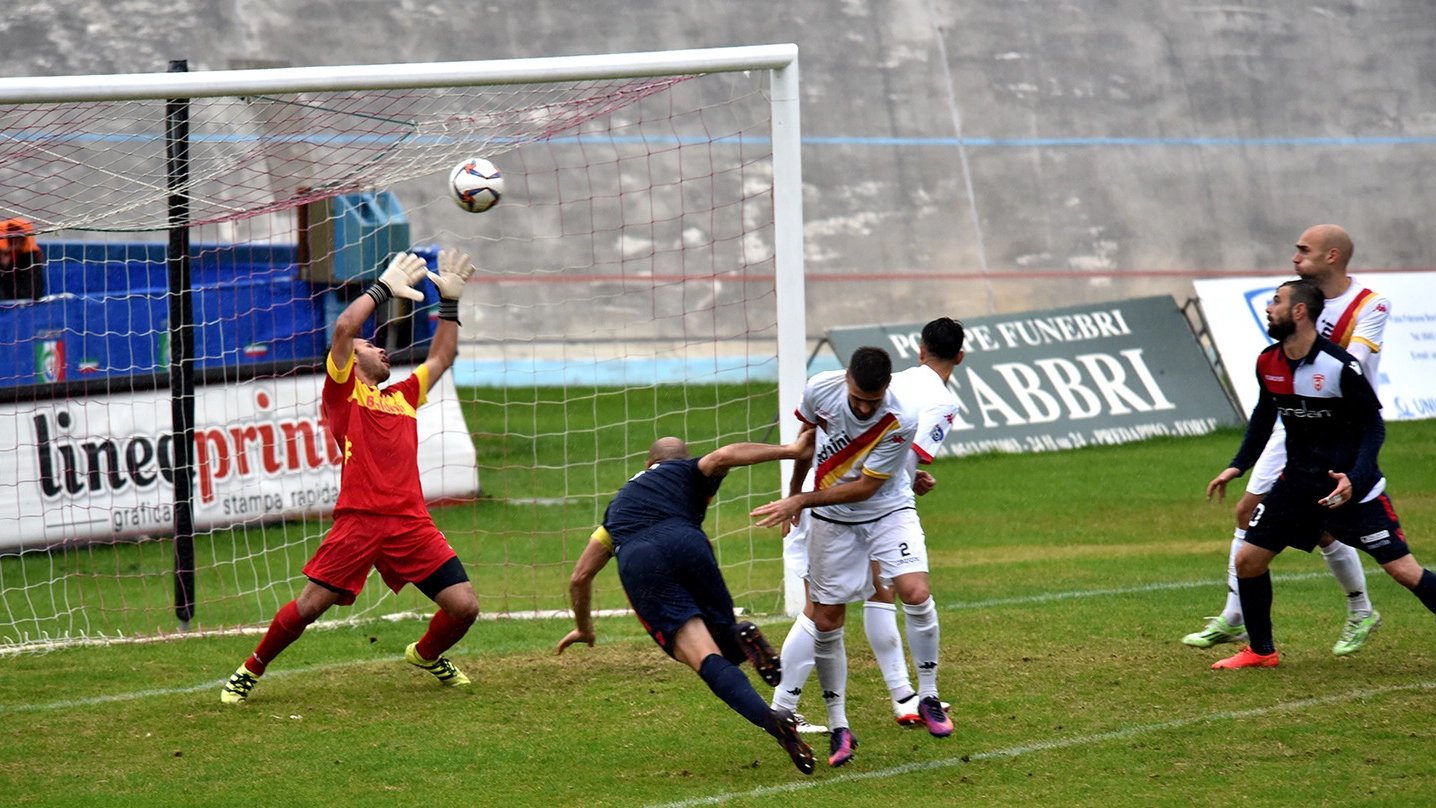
[0,44,799,103]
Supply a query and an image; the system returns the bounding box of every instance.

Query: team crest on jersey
[1313,374,1324,391]
[929,425,945,443]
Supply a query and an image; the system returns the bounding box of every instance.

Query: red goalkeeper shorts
[303,512,457,605]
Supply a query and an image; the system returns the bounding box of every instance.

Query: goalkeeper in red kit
[222,249,479,704]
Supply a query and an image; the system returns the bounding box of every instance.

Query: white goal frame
[0,44,810,620]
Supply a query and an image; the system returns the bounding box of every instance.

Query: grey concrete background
[2,0,1434,332]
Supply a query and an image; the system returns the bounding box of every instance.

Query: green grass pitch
[2,414,1434,807]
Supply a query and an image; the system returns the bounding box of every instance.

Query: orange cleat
[1211,646,1279,670]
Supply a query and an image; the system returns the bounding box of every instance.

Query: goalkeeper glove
[428,248,475,323]
[365,252,428,306]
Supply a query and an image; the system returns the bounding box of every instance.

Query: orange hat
[1,217,40,253]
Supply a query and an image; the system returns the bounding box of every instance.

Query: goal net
[0,46,806,653]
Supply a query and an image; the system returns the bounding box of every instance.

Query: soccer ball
[448,157,504,213]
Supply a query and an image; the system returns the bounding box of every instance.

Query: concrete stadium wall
[3,0,1433,332]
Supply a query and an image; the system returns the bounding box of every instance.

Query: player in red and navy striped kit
[1205,279,1436,669]
[222,249,479,703]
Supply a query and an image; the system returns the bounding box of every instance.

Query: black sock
[1410,569,1436,615]
[1237,572,1275,655]
[698,653,772,732]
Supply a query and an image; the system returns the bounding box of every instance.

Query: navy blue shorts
[614,523,745,662]
[1245,477,1410,565]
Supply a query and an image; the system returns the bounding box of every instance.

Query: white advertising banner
[1194,272,1436,420]
[0,367,479,552]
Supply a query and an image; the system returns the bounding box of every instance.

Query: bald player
[1184,225,1392,657]
[558,433,818,775]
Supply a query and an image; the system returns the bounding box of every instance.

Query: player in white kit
[752,347,913,766]
[1183,224,1391,656]
[866,326,963,724]
[771,319,965,741]
[753,334,961,767]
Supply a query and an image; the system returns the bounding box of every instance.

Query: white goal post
[0,45,808,652]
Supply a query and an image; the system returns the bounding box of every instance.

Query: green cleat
[405,642,471,686]
[1332,611,1382,656]
[220,665,259,705]
[1182,615,1247,648]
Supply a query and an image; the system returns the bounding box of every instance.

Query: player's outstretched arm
[750,472,885,528]
[695,428,814,478]
[556,537,613,655]
[423,248,475,384]
[331,252,428,369]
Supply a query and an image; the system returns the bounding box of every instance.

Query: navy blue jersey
[601,457,723,551]
[1231,336,1385,498]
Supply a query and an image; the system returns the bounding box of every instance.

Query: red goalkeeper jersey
[322,352,431,518]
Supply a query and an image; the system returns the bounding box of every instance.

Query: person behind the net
[0,217,46,301]
[770,319,964,738]
[555,432,818,775]
[221,249,479,704]
[1206,278,1436,669]
[1184,224,1391,657]
[749,346,925,768]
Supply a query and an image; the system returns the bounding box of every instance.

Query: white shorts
[806,515,876,605]
[866,508,929,586]
[1245,420,1287,496]
[782,511,812,581]
[805,509,928,605]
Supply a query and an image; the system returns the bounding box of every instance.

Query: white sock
[903,596,940,699]
[771,613,817,712]
[863,601,912,698]
[1322,541,1372,618]
[813,625,848,730]
[1221,529,1245,626]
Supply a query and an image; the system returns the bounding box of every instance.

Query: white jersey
[1316,277,1389,391]
[797,369,916,523]
[887,364,960,507]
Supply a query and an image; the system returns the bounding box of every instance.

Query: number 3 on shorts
[1248,502,1265,528]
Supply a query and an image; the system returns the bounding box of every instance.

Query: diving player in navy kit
[557,433,818,774]
[1206,279,1436,669]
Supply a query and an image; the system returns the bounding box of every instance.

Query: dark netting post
[165,59,197,630]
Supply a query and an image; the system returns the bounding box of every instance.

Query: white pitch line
[644,681,1436,808]
[0,656,394,714]
[943,569,1350,611]
[0,607,636,657]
